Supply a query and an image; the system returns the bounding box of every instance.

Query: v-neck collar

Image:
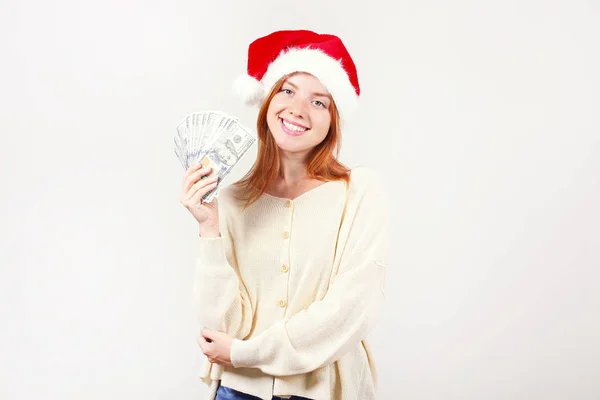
[261,179,343,202]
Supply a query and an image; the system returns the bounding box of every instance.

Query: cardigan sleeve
[193,197,253,340]
[229,171,389,376]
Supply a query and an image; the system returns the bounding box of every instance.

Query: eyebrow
[285,80,332,99]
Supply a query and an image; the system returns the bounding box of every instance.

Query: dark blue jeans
[216,384,313,400]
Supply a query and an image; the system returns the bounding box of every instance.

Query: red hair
[234,73,350,208]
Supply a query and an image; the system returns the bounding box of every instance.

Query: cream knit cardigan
[194,166,389,400]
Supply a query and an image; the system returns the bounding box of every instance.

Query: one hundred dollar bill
[198,117,256,202]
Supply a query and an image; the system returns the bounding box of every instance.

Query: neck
[277,151,310,184]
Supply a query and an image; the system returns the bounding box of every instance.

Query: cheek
[268,94,289,114]
[313,113,332,137]
[267,100,286,127]
[266,112,279,135]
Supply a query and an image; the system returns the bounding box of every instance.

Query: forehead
[284,73,330,96]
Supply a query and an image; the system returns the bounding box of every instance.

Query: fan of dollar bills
[174,110,257,203]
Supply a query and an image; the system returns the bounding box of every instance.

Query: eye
[281,88,293,95]
[313,100,326,108]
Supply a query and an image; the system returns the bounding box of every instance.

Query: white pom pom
[232,74,265,106]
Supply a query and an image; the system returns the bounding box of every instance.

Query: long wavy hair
[234,72,350,208]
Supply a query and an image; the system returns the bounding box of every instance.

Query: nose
[287,96,306,118]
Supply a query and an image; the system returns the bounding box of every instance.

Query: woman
[180,30,389,400]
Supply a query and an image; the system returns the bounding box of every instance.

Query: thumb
[201,327,216,341]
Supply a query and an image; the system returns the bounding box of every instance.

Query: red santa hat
[233,30,360,125]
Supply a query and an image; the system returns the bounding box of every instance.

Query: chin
[273,136,311,154]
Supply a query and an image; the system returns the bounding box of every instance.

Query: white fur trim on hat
[233,47,358,124]
[232,74,265,106]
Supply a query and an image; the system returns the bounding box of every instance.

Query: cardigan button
[285,199,293,208]
[278,300,287,308]
[282,231,290,239]
[281,264,289,272]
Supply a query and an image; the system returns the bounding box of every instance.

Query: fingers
[201,327,213,340]
[197,335,217,363]
[185,177,218,206]
[182,163,212,195]
[183,162,204,181]
[180,166,219,207]
[197,335,212,353]
[188,174,218,197]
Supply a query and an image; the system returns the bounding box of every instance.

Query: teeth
[282,119,307,132]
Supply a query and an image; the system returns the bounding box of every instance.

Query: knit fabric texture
[195,166,389,400]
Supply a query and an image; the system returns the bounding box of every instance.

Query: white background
[1,0,599,399]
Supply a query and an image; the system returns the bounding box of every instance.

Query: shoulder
[345,166,389,213]
[349,165,381,181]
[340,167,390,239]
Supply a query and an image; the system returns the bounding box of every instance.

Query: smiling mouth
[280,118,309,136]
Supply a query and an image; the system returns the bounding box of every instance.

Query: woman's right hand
[180,163,220,232]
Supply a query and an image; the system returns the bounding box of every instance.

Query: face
[266,73,332,157]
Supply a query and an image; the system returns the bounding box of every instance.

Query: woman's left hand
[197,327,234,367]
